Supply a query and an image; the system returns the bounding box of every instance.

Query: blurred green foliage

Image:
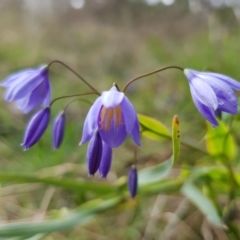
[0,1,240,239]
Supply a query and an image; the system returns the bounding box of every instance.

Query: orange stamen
[99,105,123,130]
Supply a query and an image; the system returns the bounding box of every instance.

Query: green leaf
[138,156,173,185]
[181,182,223,227]
[24,233,48,240]
[0,173,114,194]
[0,197,121,237]
[138,114,170,141]
[140,178,183,195]
[205,121,236,159]
[172,115,180,163]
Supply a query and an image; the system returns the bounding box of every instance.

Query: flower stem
[123,65,184,92]
[221,116,238,201]
[50,92,97,106]
[64,98,92,112]
[48,60,101,95]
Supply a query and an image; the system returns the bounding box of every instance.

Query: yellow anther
[99,105,123,130]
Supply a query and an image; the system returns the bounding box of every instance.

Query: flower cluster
[2,62,240,198]
[1,65,66,150]
[0,66,141,179]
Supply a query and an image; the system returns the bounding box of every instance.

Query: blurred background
[0,0,240,239]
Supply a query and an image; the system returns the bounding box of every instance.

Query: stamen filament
[99,106,123,131]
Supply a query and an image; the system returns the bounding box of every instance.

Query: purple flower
[128,165,138,199]
[87,131,103,176]
[184,69,240,127]
[21,107,51,150]
[0,65,51,113]
[99,142,112,178]
[52,111,66,150]
[80,86,140,148]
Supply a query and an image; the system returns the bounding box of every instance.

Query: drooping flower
[21,107,51,150]
[80,85,140,148]
[0,65,51,113]
[99,142,112,178]
[52,111,66,150]
[184,69,240,127]
[128,165,138,199]
[87,131,103,176]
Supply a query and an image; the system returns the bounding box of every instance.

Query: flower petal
[52,112,66,150]
[120,96,138,133]
[80,97,102,145]
[130,119,141,146]
[101,86,124,108]
[99,142,112,178]
[0,69,34,87]
[87,131,103,176]
[205,77,237,114]
[42,78,51,107]
[128,165,138,199]
[16,79,51,114]
[98,108,127,148]
[191,94,218,127]
[199,72,240,91]
[22,107,51,150]
[189,79,218,110]
[4,66,48,101]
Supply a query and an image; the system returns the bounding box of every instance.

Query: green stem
[123,65,183,92]
[48,60,101,95]
[50,92,97,106]
[140,124,208,155]
[64,98,92,112]
[221,115,238,201]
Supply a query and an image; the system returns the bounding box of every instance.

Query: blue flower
[128,165,138,199]
[52,111,66,150]
[1,65,51,113]
[99,142,112,178]
[21,107,51,150]
[80,86,140,148]
[184,69,240,127]
[87,131,103,176]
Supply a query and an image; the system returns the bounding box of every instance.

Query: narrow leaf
[181,182,223,227]
[0,197,121,237]
[0,173,114,194]
[138,114,170,141]
[138,156,173,185]
[172,115,180,163]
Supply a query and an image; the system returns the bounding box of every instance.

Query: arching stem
[123,66,184,93]
[64,98,92,112]
[50,92,97,106]
[48,60,100,95]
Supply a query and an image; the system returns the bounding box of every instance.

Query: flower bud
[21,107,51,150]
[128,165,138,199]
[99,142,112,178]
[52,111,66,150]
[87,131,103,176]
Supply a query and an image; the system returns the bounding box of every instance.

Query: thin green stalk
[123,65,183,92]
[48,60,100,95]
[140,123,208,155]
